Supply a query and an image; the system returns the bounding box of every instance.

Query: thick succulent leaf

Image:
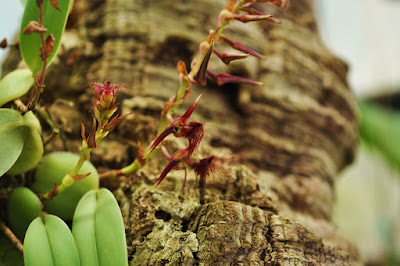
[0,69,34,107]
[7,187,42,240]
[0,109,43,176]
[31,152,99,220]
[20,0,73,73]
[0,127,23,177]
[24,215,80,266]
[72,188,128,266]
[0,109,43,177]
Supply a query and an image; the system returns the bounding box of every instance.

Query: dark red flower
[145,94,203,157]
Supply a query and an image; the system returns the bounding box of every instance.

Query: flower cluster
[81,79,132,152]
[160,0,287,127]
[146,95,229,192]
[146,0,287,192]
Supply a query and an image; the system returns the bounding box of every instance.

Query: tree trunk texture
[2,0,362,264]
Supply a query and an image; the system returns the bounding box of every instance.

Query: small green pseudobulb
[7,187,41,240]
[31,152,99,220]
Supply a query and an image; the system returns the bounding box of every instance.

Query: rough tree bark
[2,0,362,264]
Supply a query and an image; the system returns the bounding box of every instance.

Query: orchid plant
[0,0,287,264]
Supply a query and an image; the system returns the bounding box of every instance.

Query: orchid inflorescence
[41,79,132,200]
[145,0,287,192]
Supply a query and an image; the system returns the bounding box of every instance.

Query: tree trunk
[3,0,362,264]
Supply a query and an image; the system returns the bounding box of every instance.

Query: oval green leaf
[0,109,43,176]
[20,0,73,73]
[0,69,34,107]
[72,188,128,266]
[24,214,80,266]
[7,187,42,240]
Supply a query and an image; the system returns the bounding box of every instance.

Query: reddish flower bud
[91,79,127,113]
[234,14,280,23]
[102,111,133,132]
[213,48,250,65]
[207,70,263,86]
[221,35,264,58]
[195,40,214,87]
[80,116,97,148]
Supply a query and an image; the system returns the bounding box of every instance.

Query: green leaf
[19,0,28,7]
[72,188,128,266]
[7,187,42,240]
[0,109,43,177]
[20,0,73,73]
[0,69,34,107]
[24,215,80,266]
[359,101,400,172]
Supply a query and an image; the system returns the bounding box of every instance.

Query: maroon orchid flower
[145,94,203,157]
